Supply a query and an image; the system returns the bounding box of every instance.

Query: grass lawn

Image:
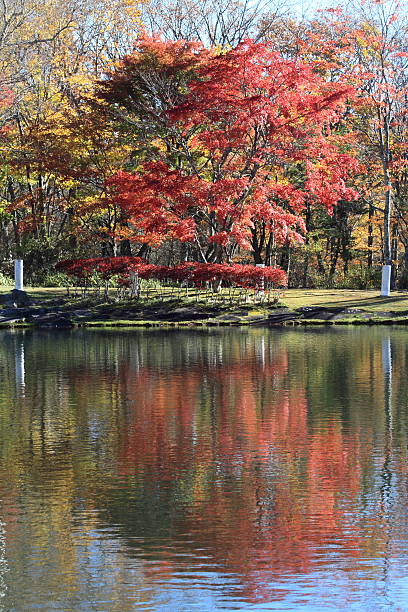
[282,289,408,312]
[2,286,408,313]
[0,286,67,300]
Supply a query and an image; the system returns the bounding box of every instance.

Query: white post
[381,265,391,297]
[256,263,265,295]
[14,259,23,291]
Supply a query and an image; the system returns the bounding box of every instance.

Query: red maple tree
[104,36,360,263]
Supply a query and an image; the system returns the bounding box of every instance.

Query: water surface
[0,327,407,611]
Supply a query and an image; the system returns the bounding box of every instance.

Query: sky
[291,0,407,19]
[293,0,341,16]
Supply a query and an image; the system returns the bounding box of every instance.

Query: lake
[0,327,407,611]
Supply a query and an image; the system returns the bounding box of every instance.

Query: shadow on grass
[312,295,408,310]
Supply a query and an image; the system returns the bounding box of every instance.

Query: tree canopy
[0,0,406,290]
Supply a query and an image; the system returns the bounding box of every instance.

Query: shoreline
[3,288,408,329]
[3,311,408,329]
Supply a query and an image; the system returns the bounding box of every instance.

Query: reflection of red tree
[120,368,206,479]
[111,353,367,603]
[181,395,365,603]
[62,341,372,604]
[0,332,396,602]
[307,425,361,528]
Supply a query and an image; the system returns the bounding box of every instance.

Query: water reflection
[380,335,394,607]
[0,328,408,610]
[14,338,25,394]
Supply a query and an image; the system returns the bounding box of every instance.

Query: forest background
[0,0,406,291]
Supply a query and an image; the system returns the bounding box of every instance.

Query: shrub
[0,272,13,286]
[339,266,381,289]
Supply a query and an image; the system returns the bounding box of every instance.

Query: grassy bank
[3,286,408,307]
[2,286,408,328]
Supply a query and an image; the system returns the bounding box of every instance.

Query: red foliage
[56,257,147,279]
[107,165,201,245]
[106,37,359,259]
[99,34,208,106]
[56,258,287,288]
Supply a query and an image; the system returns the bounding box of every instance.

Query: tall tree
[300,1,408,293]
[0,0,143,279]
[102,36,359,263]
[141,0,291,47]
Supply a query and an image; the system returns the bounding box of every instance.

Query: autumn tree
[101,36,359,265]
[0,0,143,280]
[353,1,408,294]
[2,0,407,287]
[293,1,408,291]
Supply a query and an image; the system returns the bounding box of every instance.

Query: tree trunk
[399,242,408,289]
[391,222,398,290]
[119,239,132,256]
[329,237,340,279]
[250,223,265,264]
[302,202,312,287]
[383,174,392,266]
[368,202,374,268]
[137,244,151,260]
[381,116,392,297]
